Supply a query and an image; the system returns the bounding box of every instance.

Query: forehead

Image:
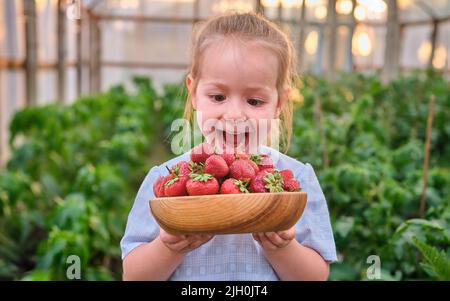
[199,38,278,87]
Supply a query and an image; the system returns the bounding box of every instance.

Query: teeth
[218,129,249,135]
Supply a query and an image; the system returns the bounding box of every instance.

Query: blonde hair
[183,12,297,153]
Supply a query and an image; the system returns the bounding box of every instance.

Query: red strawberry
[249,174,266,193]
[220,178,249,194]
[259,155,274,169]
[259,167,275,173]
[186,173,219,196]
[279,169,294,181]
[229,159,256,181]
[250,154,274,170]
[250,170,284,193]
[153,175,167,197]
[204,155,229,179]
[190,142,214,163]
[279,169,293,189]
[220,152,235,166]
[219,150,248,166]
[164,174,189,197]
[247,160,259,174]
[170,161,191,177]
[284,178,301,192]
[235,152,249,161]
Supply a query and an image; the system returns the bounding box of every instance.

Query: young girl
[120,12,336,281]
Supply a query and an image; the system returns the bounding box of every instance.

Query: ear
[186,74,197,110]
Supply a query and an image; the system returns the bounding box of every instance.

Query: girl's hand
[159,228,214,254]
[252,226,296,251]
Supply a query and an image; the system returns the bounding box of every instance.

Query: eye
[247,98,264,106]
[210,94,226,102]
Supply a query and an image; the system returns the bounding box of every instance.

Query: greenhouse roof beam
[413,0,437,20]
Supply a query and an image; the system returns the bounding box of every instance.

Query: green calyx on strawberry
[189,161,204,174]
[250,170,284,193]
[220,178,250,194]
[263,171,284,192]
[163,174,189,197]
[186,173,219,196]
[250,154,274,170]
[249,154,263,164]
[170,161,191,177]
[163,163,191,196]
[189,173,214,182]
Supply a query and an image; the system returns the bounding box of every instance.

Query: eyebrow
[202,81,272,93]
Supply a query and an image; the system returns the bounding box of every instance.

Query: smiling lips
[223,130,249,146]
[204,120,262,152]
[214,129,254,153]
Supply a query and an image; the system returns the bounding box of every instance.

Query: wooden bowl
[149,192,307,235]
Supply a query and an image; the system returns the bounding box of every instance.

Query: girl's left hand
[252,226,296,251]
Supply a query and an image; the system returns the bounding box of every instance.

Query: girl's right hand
[159,228,214,254]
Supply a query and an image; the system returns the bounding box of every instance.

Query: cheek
[194,101,219,137]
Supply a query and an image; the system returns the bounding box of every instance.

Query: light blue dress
[120,145,337,280]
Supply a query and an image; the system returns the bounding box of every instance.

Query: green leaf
[411,237,450,280]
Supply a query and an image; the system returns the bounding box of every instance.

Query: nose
[222,97,247,122]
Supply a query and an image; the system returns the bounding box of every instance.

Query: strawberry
[186,173,219,196]
[259,167,275,174]
[229,159,256,182]
[284,178,301,192]
[219,150,249,166]
[164,174,189,197]
[259,155,274,169]
[250,154,274,170]
[279,169,294,181]
[279,169,297,191]
[204,155,229,179]
[220,178,249,194]
[190,142,214,163]
[220,152,235,166]
[250,170,284,193]
[170,161,191,177]
[153,175,167,197]
[247,159,259,174]
[235,152,249,161]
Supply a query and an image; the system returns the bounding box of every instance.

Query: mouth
[215,129,251,152]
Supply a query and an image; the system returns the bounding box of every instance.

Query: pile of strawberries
[153,143,301,197]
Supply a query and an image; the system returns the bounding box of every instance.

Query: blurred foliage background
[0,71,449,280]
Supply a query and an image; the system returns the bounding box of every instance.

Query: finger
[264,232,286,247]
[167,238,192,252]
[201,234,214,244]
[161,233,186,244]
[258,233,278,251]
[277,230,295,241]
[180,236,210,253]
[252,233,261,243]
[186,240,204,251]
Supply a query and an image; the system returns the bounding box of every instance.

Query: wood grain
[149,192,307,235]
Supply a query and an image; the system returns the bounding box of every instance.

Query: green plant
[411,237,450,280]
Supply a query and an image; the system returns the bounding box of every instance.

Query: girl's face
[186,38,285,153]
